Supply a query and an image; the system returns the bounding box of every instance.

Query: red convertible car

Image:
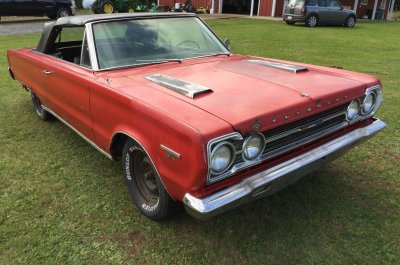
[7,13,385,220]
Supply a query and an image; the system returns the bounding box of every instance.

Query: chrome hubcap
[309,16,317,26]
[59,10,68,17]
[348,17,355,26]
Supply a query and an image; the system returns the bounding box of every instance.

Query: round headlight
[361,93,376,115]
[243,134,265,160]
[210,143,234,174]
[347,100,360,120]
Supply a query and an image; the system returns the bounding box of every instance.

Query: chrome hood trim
[244,59,308,73]
[146,74,213,99]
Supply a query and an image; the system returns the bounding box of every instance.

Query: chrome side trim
[184,119,386,220]
[41,105,112,159]
[160,144,181,159]
[145,74,213,99]
[245,59,308,73]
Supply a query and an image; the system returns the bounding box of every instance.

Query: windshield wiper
[135,58,184,64]
[193,52,231,57]
[99,60,184,71]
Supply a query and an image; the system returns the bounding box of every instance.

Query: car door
[39,27,96,142]
[14,0,55,16]
[317,0,330,23]
[325,0,347,23]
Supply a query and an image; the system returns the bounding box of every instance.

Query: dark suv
[283,0,356,27]
[0,0,76,20]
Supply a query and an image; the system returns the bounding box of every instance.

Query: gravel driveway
[0,20,48,36]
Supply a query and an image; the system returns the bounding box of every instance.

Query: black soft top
[36,13,197,53]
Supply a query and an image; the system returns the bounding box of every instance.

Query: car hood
[103,55,374,134]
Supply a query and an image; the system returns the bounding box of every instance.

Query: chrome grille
[262,104,348,157]
[207,103,349,184]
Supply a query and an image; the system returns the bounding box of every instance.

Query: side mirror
[224,38,231,51]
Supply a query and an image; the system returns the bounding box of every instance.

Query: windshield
[92,17,229,70]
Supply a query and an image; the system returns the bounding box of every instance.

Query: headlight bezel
[209,141,236,175]
[242,134,266,161]
[363,85,383,117]
[346,99,360,121]
[346,85,383,123]
[361,91,376,115]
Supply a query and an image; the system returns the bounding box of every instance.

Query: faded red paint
[7,45,380,200]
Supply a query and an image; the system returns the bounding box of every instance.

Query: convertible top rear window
[92,17,229,70]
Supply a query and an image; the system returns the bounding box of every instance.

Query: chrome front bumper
[183,119,386,220]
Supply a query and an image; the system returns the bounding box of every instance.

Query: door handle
[42,70,53,75]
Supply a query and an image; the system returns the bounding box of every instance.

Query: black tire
[99,0,115,14]
[31,93,52,121]
[285,20,295,25]
[305,15,318,27]
[56,7,71,18]
[122,139,178,221]
[344,15,356,27]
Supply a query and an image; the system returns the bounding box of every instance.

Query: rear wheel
[285,20,295,25]
[31,93,52,121]
[122,139,179,221]
[305,15,318,27]
[99,1,115,14]
[344,16,356,27]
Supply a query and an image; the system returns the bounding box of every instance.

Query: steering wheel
[176,40,200,49]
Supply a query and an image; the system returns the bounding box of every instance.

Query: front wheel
[305,15,318,27]
[122,139,179,221]
[344,16,356,27]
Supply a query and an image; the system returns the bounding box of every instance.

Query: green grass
[1,19,399,264]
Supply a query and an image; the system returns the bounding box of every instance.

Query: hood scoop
[245,59,308,73]
[145,74,213,99]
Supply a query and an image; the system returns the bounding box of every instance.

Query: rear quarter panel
[7,48,48,102]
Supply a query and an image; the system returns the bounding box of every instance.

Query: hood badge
[252,120,262,132]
